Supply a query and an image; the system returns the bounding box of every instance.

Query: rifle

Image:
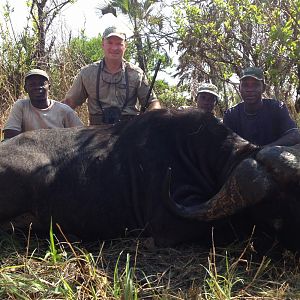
[141,59,162,113]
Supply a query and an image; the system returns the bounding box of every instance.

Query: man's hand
[147,101,161,111]
[265,129,300,147]
[61,98,78,110]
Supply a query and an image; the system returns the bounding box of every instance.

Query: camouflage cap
[197,83,220,98]
[240,67,264,81]
[25,69,49,81]
[102,25,126,40]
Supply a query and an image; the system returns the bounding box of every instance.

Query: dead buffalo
[0,109,299,248]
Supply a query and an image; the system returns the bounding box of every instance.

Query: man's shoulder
[52,100,76,113]
[124,61,144,75]
[225,102,243,115]
[15,98,30,103]
[79,61,101,75]
[262,98,285,108]
[12,98,31,108]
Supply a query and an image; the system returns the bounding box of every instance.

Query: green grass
[0,228,300,299]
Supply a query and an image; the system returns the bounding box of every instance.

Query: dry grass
[0,227,300,300]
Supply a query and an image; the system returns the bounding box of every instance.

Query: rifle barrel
[141,59,162,113]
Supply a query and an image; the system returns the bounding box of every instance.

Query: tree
[155,79,189,108]
[97,0,174,74]
[0,2,37,105]
[51,33,104,100]
[174,0,300,116]
[29,0,77,66]
[0,0,79,126]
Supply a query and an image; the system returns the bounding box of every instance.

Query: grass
[0,227,300,299]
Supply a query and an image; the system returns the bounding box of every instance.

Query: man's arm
[3,100,23,140]
[267,101,300,147]
[62,70,88,110]
[147,100,161,111]
[266,128,300,147]
[61,98,79,110]
[63,107,84,127]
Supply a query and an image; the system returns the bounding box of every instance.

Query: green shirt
[65,60,157,119]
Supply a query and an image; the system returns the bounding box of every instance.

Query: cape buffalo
[0,109,299,248]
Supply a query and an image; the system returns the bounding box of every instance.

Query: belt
[89,114,103,125]
[89,114,137,125]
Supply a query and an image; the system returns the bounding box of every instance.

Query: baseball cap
[102,26,126,40]
[25,69,49,81]
[240,67,264,81]
[197,83,220,98]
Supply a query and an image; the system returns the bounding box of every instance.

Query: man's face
[102,36,126,62]
[196,92,217,113]
[239,77,264,104]
[25,75,49,107]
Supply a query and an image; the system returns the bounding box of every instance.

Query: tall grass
[113,252,139,299]
[0,226,300,299]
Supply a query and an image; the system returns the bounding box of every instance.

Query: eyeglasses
[101,71,124,85]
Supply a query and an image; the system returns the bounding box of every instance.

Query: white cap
[25,69,49,80]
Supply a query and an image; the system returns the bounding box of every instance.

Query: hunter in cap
[63,25,161,125]
[196,83,220,113]
[178,82,220,114]
[3,68,83,140]
[223,66,300,146]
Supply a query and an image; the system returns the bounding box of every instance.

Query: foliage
[113,252,139,299]
[1,0,300,126]
[0,3,36,126]
[0,0,186,129]
[67,33,103,64]
[97,0,175,75]
[1,231,300,299]
[0,0,80,126]
[155,79,190,108]
[27,0,76,66]
[173,0,300,117]
[50,32,103,100]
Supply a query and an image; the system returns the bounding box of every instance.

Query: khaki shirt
[65,60,158,120]
[4,99,83,132]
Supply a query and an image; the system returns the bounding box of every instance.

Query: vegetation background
[1,0,300,299]
[1,0,300,126]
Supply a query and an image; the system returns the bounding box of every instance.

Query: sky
[1,0,178,84]
[2,0,131,37]
[60,0,134,37]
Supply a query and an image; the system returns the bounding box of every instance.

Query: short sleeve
[4,100,24,131]
[64,109,84,127]
[65,71,89,106]
[276,102,297,135]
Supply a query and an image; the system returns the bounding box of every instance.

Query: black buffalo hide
[0,109,299,249]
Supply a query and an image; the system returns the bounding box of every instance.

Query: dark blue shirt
[223,99,297,146]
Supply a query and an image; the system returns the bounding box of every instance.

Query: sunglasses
[101,71,124,84]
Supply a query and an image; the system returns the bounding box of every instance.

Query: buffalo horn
[164,158,275,221]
